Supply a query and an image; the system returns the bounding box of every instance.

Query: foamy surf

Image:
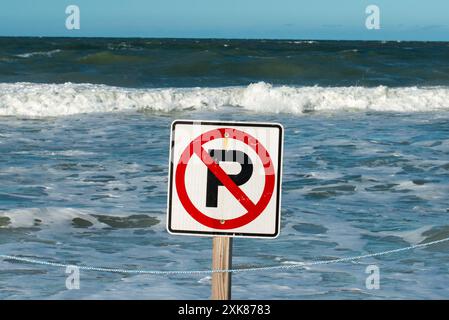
[0,208,161,230]
[1,82,449,117]
[15,49,62,58]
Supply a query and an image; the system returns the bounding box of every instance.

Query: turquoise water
[1,38,449,299]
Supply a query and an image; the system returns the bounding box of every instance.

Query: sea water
[0,38,449,299]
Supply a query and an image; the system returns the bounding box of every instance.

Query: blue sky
[0,0,448,40]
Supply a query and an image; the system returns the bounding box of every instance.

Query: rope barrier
[1,236,448,276]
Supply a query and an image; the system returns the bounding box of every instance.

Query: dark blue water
[1,37,449,87]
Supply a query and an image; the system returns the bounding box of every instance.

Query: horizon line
[0,35,448,43]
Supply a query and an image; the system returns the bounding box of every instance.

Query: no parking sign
[167,120,283,238]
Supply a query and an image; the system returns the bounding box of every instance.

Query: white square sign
[167,120,283,238]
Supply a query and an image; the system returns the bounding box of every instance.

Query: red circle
[175,127,275,230]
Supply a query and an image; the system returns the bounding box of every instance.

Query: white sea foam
[0,207,162,230]
[11,150,97,157]
[15,49,62,58]
[0,208,97,228]
[287,40,318,44]
[1,82,449,117]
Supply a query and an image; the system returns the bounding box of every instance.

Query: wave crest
[1,82,449,117]
[15,49,62,58]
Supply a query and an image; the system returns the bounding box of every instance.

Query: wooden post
[211,237,233,300]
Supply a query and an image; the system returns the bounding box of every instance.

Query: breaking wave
[1,82,449,117]
[15,49,62,58]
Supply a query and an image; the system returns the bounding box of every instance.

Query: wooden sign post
[211,237,233,300]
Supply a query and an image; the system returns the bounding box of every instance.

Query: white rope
[1,236,448,275]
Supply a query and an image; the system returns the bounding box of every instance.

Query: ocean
[0,37,449,299]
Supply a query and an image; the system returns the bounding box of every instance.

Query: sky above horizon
[0,0,448,41]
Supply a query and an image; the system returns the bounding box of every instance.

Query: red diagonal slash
[174,127,276,230]
[194,146,257,212]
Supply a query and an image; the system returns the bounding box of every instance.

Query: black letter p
[206,149,253,207]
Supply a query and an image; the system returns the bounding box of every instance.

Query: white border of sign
[166,119,284,238]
